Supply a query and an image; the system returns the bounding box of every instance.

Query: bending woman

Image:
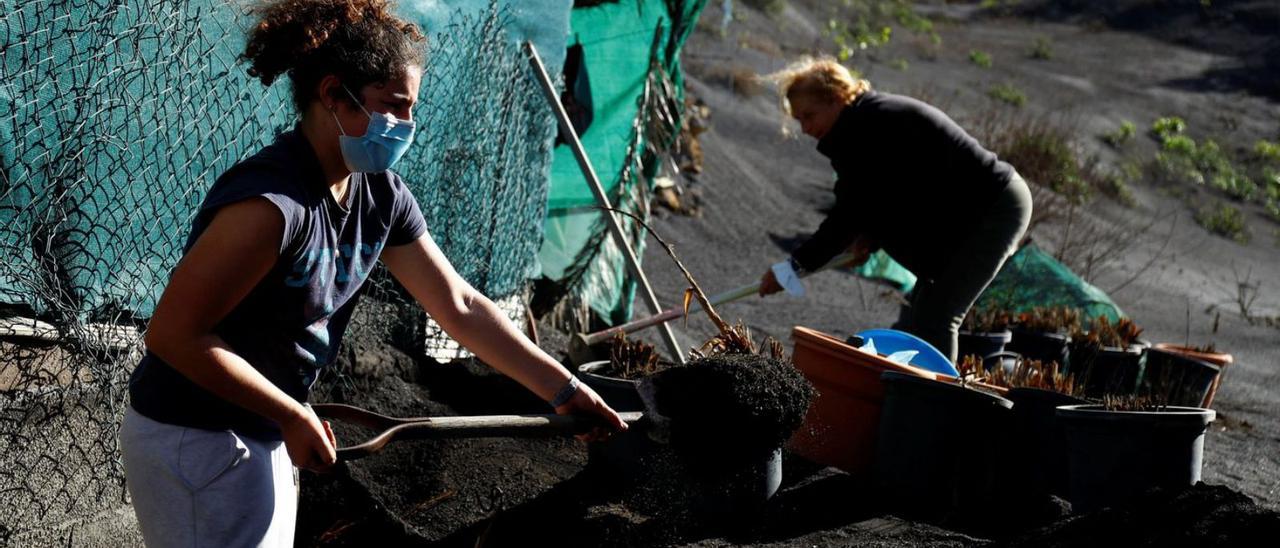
[121,1,624,545]
[759,57,1032,363]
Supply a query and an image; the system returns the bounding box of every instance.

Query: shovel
[313,379,667,462]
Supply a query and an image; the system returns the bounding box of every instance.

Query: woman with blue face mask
[120,1,626,545]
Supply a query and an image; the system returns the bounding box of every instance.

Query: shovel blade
[636,376,671,444]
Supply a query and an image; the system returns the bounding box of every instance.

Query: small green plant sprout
[1100,169,1138,207]
[889,58,909,71]
[1254,140,1280,163]
[1195,201,1250,243]
[987,82,1026,107]
[1265,170,1280,222]
[1162,134,1197,155]
[1210,170,1258,202]
[827,18,892,61]
[1103,120,1137,148]
[969,49,993,68]
[1030,36,1053,60]
[1151,116,1187,142]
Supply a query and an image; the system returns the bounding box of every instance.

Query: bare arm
[381,232,625,432]
[144,198,335,469]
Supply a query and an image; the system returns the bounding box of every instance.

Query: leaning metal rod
[523,41,687,365]
[579,252,860,346]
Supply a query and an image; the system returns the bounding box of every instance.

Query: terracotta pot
[787,326,936,481]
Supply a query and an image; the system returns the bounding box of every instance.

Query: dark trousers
[892,173,1033,364]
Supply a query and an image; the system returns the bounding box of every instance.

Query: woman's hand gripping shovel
[312,378,668,462]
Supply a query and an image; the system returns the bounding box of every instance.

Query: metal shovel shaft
[580,252,860,346]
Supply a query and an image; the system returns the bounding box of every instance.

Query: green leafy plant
[823,1,940,60]
[1030,36,1053,60]
[1103,120,1136,148]
[969,49,993,68]
[1195,202,1250,243]
[987,82,1026,107]
[1099,169,1138,207]
[1151,116,1187,141]
[1254,140,1280,163]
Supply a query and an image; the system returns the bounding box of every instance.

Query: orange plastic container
[787,326,937,480]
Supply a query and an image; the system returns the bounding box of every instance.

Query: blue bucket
[855,328,959,376]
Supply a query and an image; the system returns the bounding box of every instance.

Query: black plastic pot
[579,360,784,520]
[1005,388,1088,502]
[958,329,1013,362]
[1057,405,1215,512]
[875,371,1014,522]
[577,360,644,412]
[1068,344,1142,397]
[588,426,783,522]
[1140,348,1222,407]
[1007,328,1070,366]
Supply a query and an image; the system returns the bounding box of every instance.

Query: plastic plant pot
[1008,328,1070,367]
[577,360,645,412]
[875,371,1014,522]
[787,327,938,481]
[958,329,1013,363]
[1068,344,1142,397]
[1140,348,1222,408]
[1057,405,1215,512]
[1005,387,1088,502]
[1152,344,1233,408]
[589,425,783,522]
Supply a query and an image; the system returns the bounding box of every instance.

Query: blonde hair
[766,56,871,117]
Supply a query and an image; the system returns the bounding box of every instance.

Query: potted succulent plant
[1008,306,1081,367]
[958,305,1014,367]
[1057,394,1215,512]
[576,332,668,412]
[1139,346,1222,408]
[1068,316,1145,397]
[976,358,1088,509]
[875,359,1014,523]
[1150,342,1232,407]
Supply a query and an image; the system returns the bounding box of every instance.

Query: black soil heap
[649,353,815,460]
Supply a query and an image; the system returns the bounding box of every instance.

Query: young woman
[758,57,1033,364]
[120,1,624,545]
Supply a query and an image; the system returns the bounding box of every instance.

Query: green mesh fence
[538,0,706,327]
[0,1,560,541]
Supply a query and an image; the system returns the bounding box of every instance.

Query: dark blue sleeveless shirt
[129,127,427,439]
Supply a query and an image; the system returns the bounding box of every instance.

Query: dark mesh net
[0,1,552,541]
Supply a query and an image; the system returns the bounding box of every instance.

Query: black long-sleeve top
[789,91,1015,281]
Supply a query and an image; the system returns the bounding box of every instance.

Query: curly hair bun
[240,0,425,111]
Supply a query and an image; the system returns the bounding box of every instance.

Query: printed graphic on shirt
[286,240,383,368]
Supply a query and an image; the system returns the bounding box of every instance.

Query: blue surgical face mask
[330,85,416,173]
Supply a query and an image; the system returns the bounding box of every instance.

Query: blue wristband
[549,376,580,408]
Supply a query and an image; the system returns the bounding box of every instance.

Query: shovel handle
[580,252,860,345]
[312,403,644,462]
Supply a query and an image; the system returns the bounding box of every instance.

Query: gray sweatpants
[120,407,297,547]
[892,173,1033,364]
